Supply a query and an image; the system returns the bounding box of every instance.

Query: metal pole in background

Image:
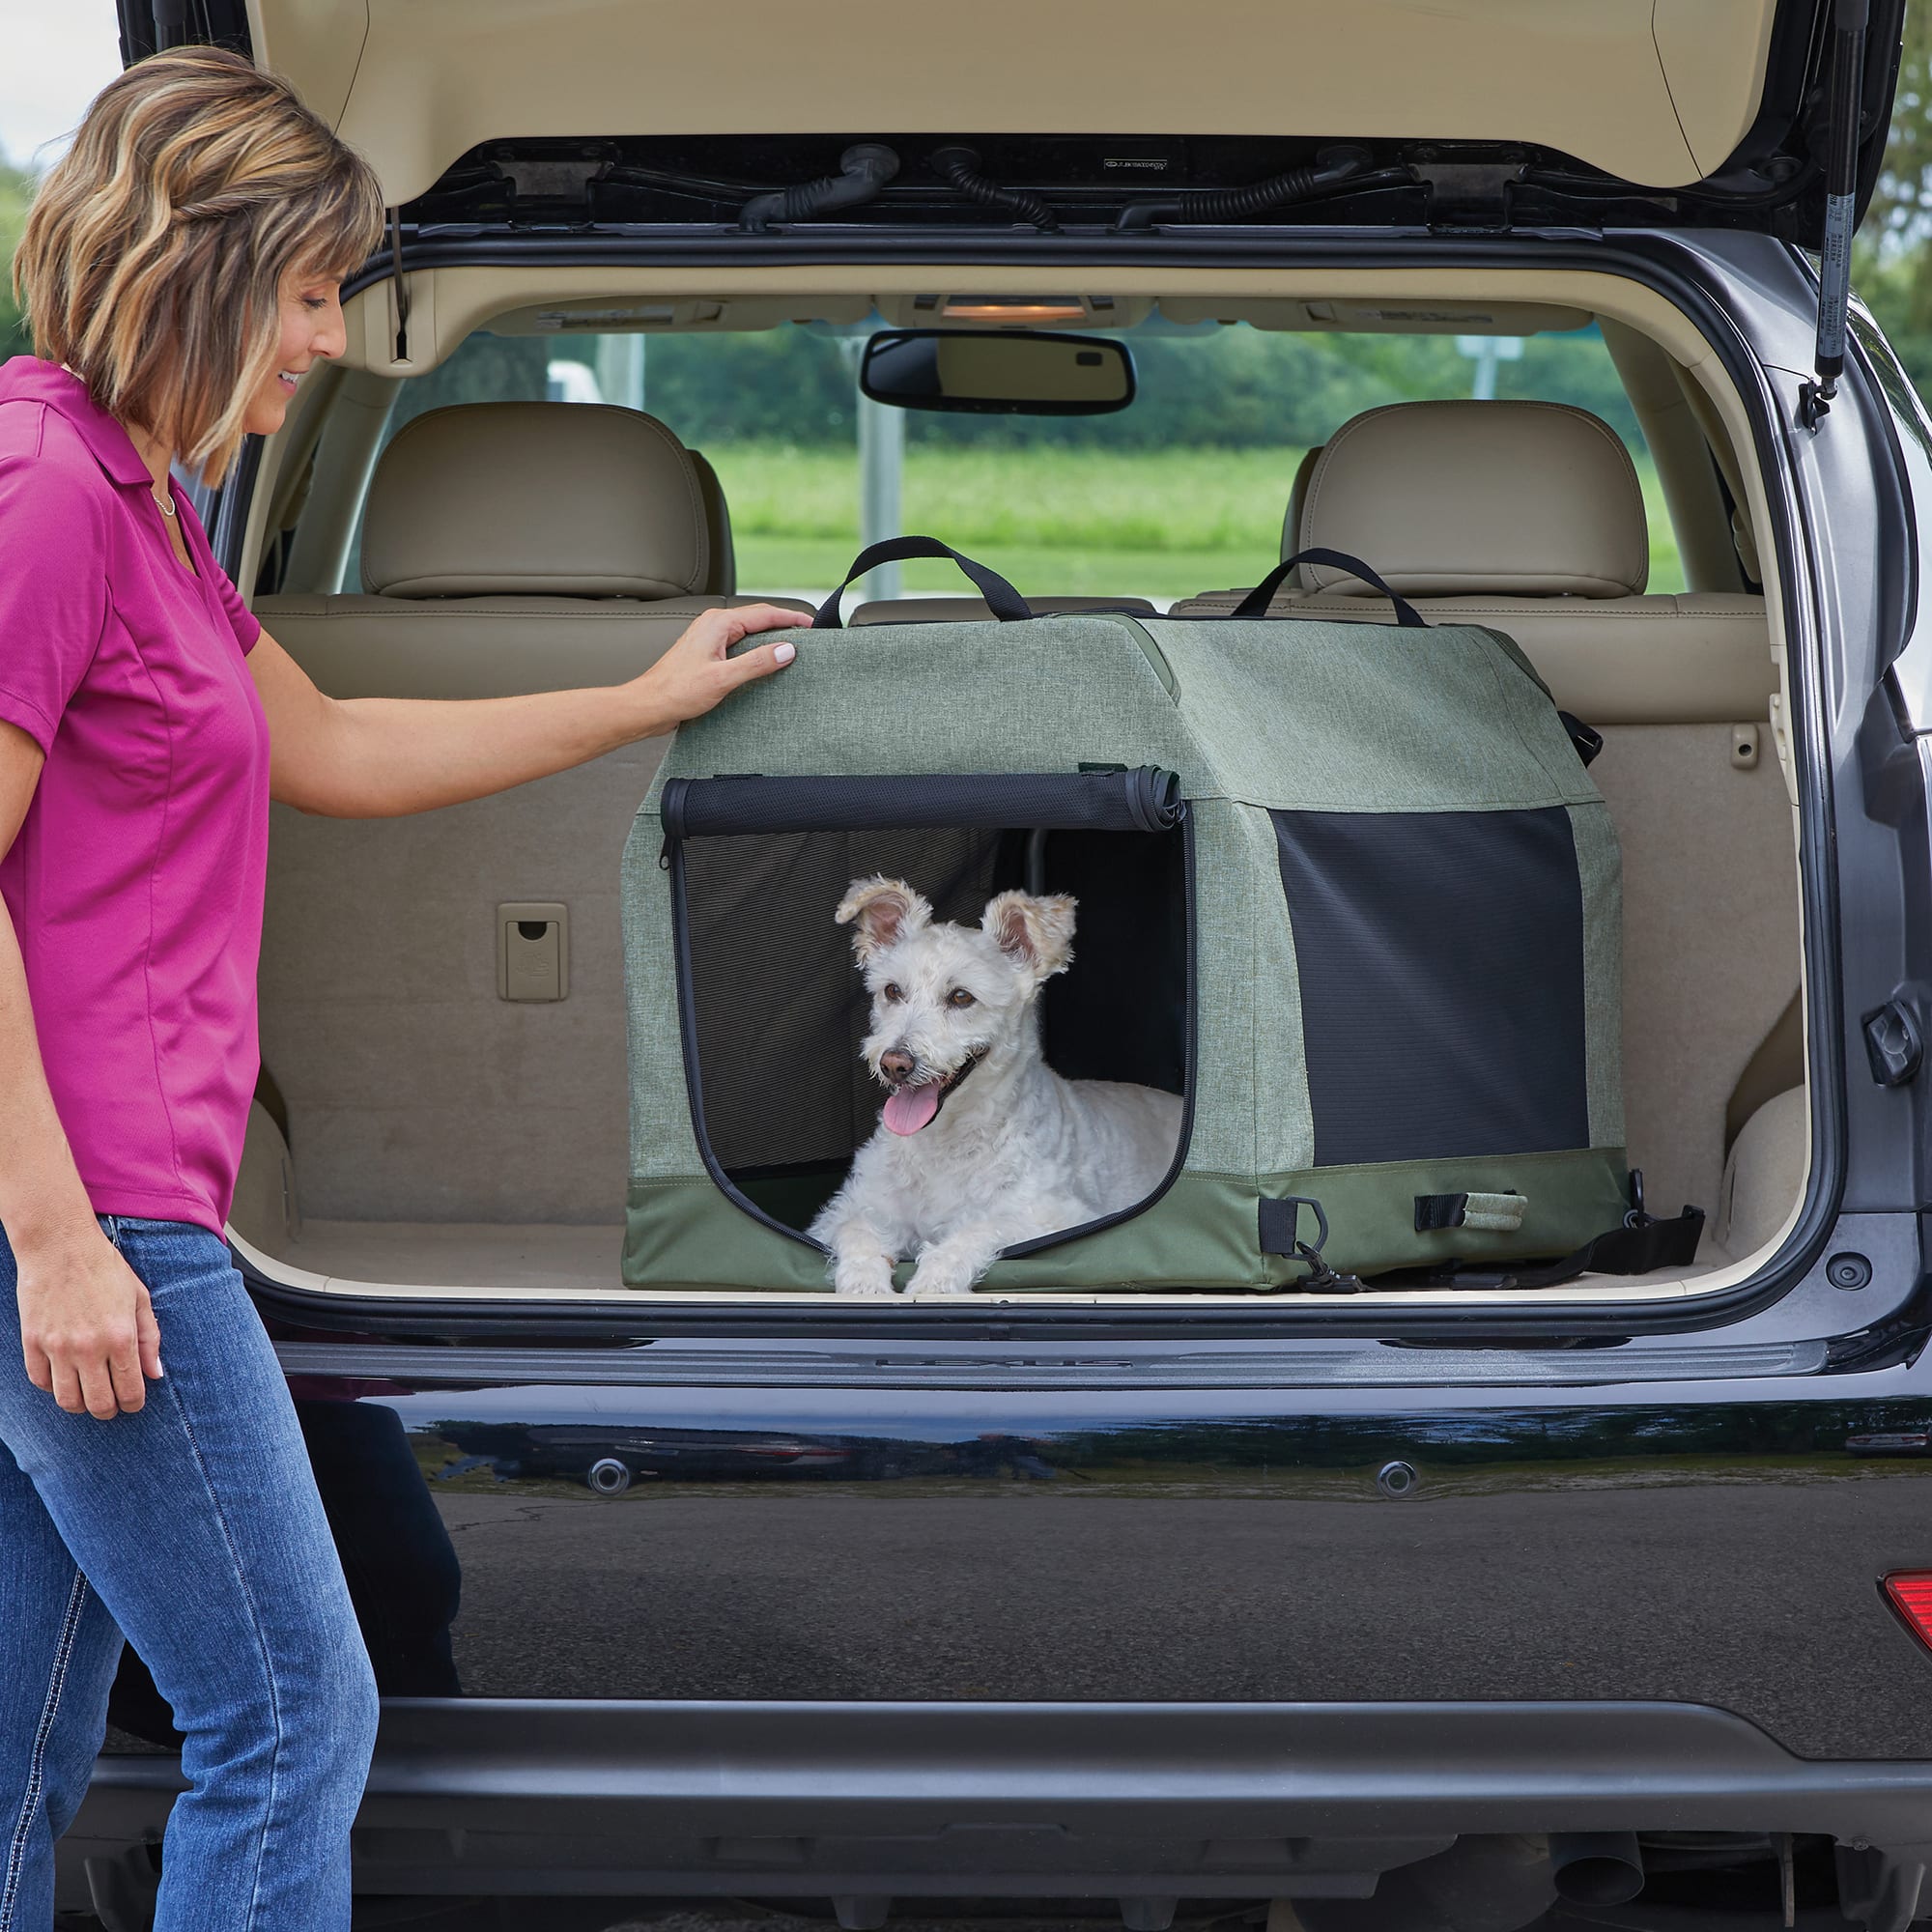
[596,332,646,412]
[851,335,903,604]
[857,393,905,603]
[1455,332,1521,401]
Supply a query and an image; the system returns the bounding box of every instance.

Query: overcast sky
[0,0,124,171]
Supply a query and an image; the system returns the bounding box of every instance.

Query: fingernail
[774,642,796,666]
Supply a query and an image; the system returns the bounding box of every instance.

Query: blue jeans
[0,1216,378,1930]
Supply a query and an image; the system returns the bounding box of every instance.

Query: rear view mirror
[860,329,1135,415]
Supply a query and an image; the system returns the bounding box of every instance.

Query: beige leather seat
[250,403,809,1236]
[1173,399,1799,1228]
[1278,443,1322,587]
[257,401,792,698]
[689,447,736,595]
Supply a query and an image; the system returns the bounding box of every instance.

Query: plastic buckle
[1294,1240,1364,1294]
[1282,1196,1363,1294]
[1623,1165,1649,1231]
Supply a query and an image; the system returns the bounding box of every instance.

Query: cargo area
[228,273,1810,1303]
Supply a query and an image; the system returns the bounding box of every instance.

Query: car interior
[223,267,1805,1305]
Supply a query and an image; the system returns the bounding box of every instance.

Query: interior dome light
[941,297,1089,322]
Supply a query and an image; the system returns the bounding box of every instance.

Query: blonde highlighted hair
[12,45,384,483]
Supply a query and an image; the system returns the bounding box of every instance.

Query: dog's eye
[947,988,977,1009]
[882,982,904,1004]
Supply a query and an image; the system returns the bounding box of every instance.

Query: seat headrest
[361,402,710,599]
[1280,445,1322,564]
[1295,400,1648,599]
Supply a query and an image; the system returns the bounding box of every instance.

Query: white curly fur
[807,878,1183,1296]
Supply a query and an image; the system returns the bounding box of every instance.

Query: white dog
[807,875,1184,1296]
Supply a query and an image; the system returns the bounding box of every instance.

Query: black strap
[1413,1191,1470,1232]
[1431,1207,1706,1293]
[1515,1207,1705,1286]
[1558,710,1605,768]
[1270,1191,1705,1295]
[811,537,1033,628]
[1229,549,1427,628]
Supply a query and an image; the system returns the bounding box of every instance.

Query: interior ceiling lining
[350,278,1605,372]
[250,0,1780,208]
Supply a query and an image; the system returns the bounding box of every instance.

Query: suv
[62,2,1932,1928]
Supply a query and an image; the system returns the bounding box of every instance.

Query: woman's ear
[982,891,1077,980]
[836,876,932,960]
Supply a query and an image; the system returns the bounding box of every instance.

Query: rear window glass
[333,317,1682,606]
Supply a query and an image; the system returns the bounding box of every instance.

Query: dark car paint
[95,1359,1932,1760]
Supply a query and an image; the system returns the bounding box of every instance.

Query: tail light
[1883,1574,1932,1650]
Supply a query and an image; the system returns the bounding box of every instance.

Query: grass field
[705,441,1688,603]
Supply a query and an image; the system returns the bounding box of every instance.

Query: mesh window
[1271,805,1590,1166]
[673,820,1189,1239]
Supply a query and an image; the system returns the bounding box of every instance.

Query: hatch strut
[386,208,412,364]
[1801,0,1870,430]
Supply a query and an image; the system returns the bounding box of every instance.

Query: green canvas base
[620,1148,1634,1294]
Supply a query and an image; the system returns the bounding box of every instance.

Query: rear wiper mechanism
[1801,0,1870,431]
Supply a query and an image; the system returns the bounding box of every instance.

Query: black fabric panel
[665,768,1182,839]
[1272,806,1591,1166]
[1038,828,1187,1094]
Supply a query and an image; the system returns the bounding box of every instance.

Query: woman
[0,47,798,1930]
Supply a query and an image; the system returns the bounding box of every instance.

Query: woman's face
[242,265,346,437]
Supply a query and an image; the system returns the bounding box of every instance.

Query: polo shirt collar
[0,355,158,489]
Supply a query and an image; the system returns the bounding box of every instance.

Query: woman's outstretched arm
[0,723,163,1419]
[251,602,801,818]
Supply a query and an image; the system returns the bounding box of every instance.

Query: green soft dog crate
[620,540,1702,1294]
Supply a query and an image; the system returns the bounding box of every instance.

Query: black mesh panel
[1271,806,1591,1166]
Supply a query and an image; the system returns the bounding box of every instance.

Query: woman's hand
[16,1222,164,1420]
[629,603,802,731]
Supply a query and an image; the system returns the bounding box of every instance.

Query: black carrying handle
[812,537,1034,628]
[1230,548,1427,628]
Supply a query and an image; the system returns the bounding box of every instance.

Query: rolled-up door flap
[660,768,1185,839]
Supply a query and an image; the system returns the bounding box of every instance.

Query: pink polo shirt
[0,357,269,1236]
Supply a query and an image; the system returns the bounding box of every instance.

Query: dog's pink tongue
[883,1083,942,1136]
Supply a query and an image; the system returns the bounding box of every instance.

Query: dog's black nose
[880,1049,915,1084]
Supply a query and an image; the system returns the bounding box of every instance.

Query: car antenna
[1800,0,1871,431]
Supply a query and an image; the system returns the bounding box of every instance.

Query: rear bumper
[64,1699,1932,1899]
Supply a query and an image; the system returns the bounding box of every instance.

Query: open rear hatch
[139,0,1900,239]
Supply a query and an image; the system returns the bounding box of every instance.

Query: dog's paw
[833,1259,899,1297]
[905,1256,984,1297]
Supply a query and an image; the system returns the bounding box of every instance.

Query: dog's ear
[982,892,1077,980]
[836,876,932,961]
